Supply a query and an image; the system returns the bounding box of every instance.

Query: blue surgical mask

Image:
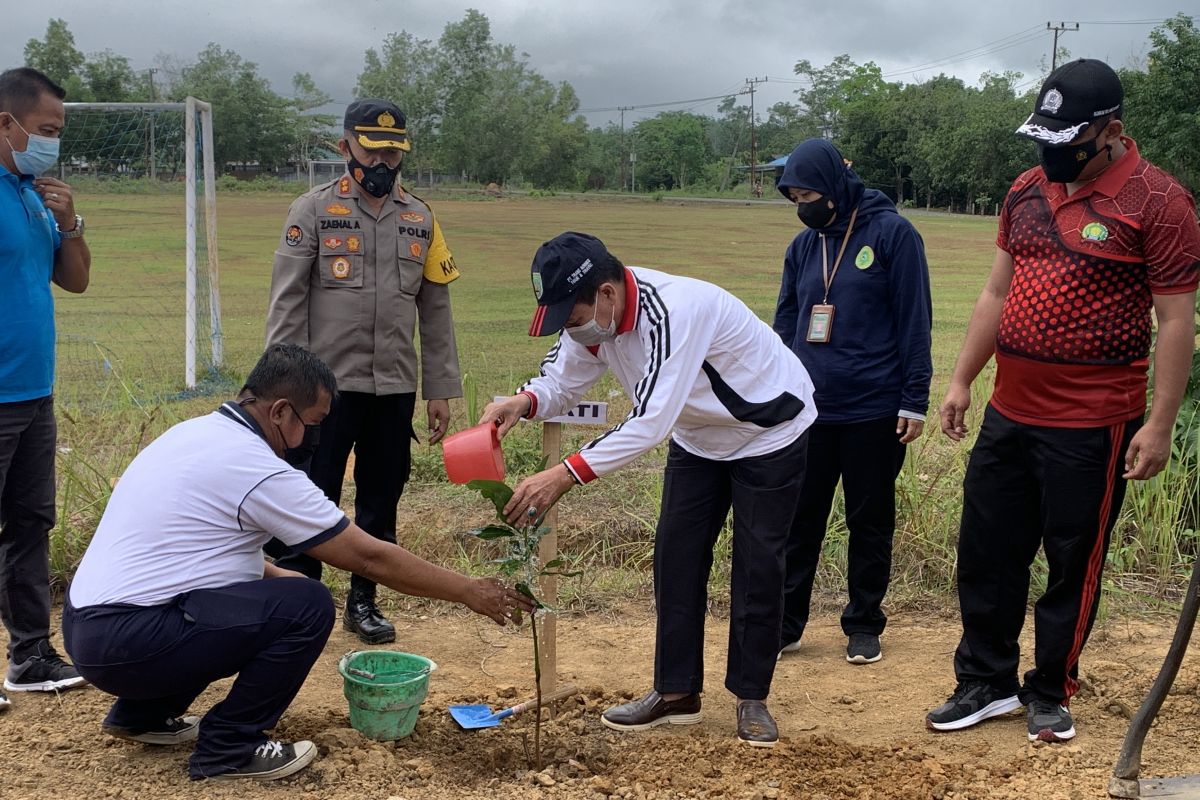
[5,116,60,177]
[565,297,617,346]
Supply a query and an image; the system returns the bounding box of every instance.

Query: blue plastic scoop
[448,683,579,729]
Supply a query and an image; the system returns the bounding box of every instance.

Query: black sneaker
[4,650,88,692]
[925,681,1021,731]
[846,633,882,664]
[210,740,317,781]
[103,715,201,745]
[1027,699,1076,742]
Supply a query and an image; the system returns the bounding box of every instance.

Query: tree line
[20,12,1199,206]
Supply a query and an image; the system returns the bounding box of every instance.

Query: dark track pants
[267,391,415,596]
[0,396,57,665]
[63,578,334,779]
[653,433,808,701]
[953,404,1141,705]
[781,417,907,644]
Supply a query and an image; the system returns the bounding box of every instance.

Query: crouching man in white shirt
[64,344,533,782]
[481,232,816,747]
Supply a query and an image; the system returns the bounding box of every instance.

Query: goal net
[55,98,223,409]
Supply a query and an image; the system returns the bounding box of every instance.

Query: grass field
[47,191,1198,613]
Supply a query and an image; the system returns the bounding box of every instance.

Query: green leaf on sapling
[467,479,514,516]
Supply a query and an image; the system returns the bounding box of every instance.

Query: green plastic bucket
[338,650,437,741]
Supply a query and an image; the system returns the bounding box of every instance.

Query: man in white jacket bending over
[481,231,816,747]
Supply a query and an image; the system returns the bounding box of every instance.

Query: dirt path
[3,604,1198,800]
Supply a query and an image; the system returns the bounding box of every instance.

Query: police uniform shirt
[266,175,463,398]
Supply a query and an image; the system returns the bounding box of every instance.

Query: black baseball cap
[528,232,611,337]
[344,99,411,152]
[1015,59,1123,146]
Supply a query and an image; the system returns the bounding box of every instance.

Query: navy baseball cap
[1015,59,1123,146]
[344,98,411,151]
[527,232,611,337]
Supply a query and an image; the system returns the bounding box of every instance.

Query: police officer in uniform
[265,99,462,644]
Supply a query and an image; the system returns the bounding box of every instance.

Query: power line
[579,90,744,114]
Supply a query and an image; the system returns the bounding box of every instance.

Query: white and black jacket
[519,267,817,483]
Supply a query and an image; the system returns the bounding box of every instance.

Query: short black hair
[0,68,66,118]
[575,248,626,304]
[241,344,338,410]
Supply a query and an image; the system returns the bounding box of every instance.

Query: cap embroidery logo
[377,112,396,128]
[532,272,544,300]
[1081,222,1109,242]
[566,258,594,285]
[1041,88,1064,114]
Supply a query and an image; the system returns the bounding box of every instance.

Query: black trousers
[781,417,907,643]
[63,578,334,779]
[653,432,808,701]
[0,396,57,665]
[954,404,1141,705]
[266,391,415,596]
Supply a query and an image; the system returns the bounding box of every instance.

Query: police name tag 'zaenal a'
[495,398,608,426]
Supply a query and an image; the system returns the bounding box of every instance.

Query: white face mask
[565,296,617,346]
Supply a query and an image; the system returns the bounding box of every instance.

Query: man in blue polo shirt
[0,66,92,711]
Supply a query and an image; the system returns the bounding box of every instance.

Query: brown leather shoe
[601,690,702,731]
[737,700,778,748]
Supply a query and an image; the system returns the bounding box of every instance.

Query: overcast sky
[1,1,1188,132]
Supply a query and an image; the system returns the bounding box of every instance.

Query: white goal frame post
[63,97,222,390]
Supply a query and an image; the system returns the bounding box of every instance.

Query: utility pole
[1046,22,1079,71]
[147,68,159,180]
[618,105,632,191]
[745,77,767,196]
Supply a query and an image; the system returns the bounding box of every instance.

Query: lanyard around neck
[820,207,859,304]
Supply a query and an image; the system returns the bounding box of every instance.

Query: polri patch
[854,245,875,269]
[331,257,351,280]
[325,203,352,216]
[1081,222,1109,242]
[409,241,423,259]
[285,225,303,247]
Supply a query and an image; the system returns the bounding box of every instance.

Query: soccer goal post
[58,97,222,404]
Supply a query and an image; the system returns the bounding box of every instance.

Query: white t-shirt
[69,402,349,608]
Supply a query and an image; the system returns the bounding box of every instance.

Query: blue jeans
[64,577,334,778]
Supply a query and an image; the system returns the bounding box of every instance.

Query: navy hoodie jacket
[773,139,933,423]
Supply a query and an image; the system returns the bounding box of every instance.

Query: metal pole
[147,69,157,181]
[184,97,197,389]
[537,422,561,700]
[746,77,768,196]
[1046,22,1080,72]
[198,100,223,370]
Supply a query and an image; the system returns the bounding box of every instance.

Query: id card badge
[806,304,835,343]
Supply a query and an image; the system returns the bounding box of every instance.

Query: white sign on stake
[494,397,608,426]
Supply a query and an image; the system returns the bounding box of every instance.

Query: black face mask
[796,195,837,229]
[1038,138,1110,184]
[349,156,401,198]
[279,401,322,466]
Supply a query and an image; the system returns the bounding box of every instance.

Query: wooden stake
[538,421,561,701]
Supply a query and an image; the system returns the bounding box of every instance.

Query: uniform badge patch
[409,241,423,259]
[400,212,426,223]
[285,225,303,247]
[1081,222,1109,242]
[532,272,544,300]
[331,257,351,280]
[378,112,396,128]
[325,203,352,215]
[1041,88,1064,114]
[347,235,362,253]
[854,246,875,269]
[323,236,343,250]
[339,177,351,195]
[353,167,364,183]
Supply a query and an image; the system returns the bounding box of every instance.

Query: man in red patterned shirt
[926,59,1200,743]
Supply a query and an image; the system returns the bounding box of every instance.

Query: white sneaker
[777,640,802,660]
